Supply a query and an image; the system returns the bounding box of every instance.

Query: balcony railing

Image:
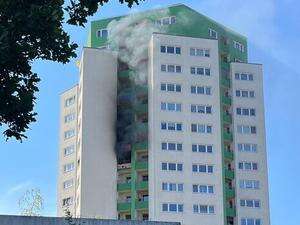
[222,95,232,105]
[136,181,148,190]
[117,202,131,212]
[223,113,232,124]
[135,161,148,170]
[117,182,131,192]
[223,132,233,142]
[225,169,234,180]
[135,200,149,210]
[224,150,234,161]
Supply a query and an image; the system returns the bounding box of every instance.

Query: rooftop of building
[90,3,247,40]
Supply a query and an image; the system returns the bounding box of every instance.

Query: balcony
[136,181,148,191]
[117,182,131,192]
[135,200,148,210]
[223,113,232,124]
[224,150,234,161]
[225,169,234,180]
[226,206,236,217]
[135,161,148,171]
[222,95,232,105]
[134,103,147,116]
[118,70,135,80]
[223,132,233,142]
[117,202,131,212]
[225,186,235,199]
[133,142,148,152]
[221,77,231,88]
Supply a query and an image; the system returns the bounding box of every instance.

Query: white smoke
[107,9,170,83]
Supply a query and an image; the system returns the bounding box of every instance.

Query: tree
[18,188,44,216]
[0,0,144,141]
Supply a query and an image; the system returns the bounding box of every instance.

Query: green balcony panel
[223,113,232,124]
[133,123,148,134]
[223,132,233,142]
[117,182,131,192]
[225,187,235,199]
[221,77,231,88]
[135,161,148,170]
[134,142,148,152]
[222,95,232,105]
[117,202,131,212]
[226,206,236,217]
[225,169,234,180]
[136,181,148,190]
[118,70,135,80]
[135,200,149,210]
[224,150,234,161]
[134,103,147,115]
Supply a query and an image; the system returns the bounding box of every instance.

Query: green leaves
[0,0,144,141]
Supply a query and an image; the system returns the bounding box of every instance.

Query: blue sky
[0,0,299,224]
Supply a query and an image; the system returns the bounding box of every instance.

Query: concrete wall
[77,47,118,218]
[148,33,223,225]
[231,62,270,225]
[0,215,180,225]
[58,85,78,216]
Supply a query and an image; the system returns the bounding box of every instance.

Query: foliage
[0,0,144,141]
[18,188,44,216]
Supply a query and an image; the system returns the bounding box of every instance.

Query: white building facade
[57,4,270,225]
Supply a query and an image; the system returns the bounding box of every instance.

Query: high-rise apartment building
[57,4,270,225]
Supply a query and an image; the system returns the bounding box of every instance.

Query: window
[162,203,183,213]
[236,108,256,116]
[192,185,214,194]
[160,45,181,55]
[240,199,261,208]
[62,197,73,207]
[209,28,218,39]
[161,162,183,172]
[64,145,75,156]
[193,204,215,214]
[192,164,213,173]
[64,163,74,173]
[64,113,75,123]
[96,29,109,38]
[235,73,254,81]
[157,16,176,26]
[237,125,257,134]
[238,162,258,171]
[233,41,245,52]
[236,90,255,98]
[192,144,213,153]
[190,48,210,57]
[161,142,183,151]
[161,83,182,92]
[65,96,75,107]
[161,122,182,131]
[191,86,211,95]
[190,66,211,76]
[162,182,184,192]
[64,129,75,139]
[241,218,261,225]
[191,105,212,114]
[191,124,212,134]
[239,180,260,190]
[161,102,182,112]
[237,143,257,152]
[161,64,182,73]
[63,179,74,189]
